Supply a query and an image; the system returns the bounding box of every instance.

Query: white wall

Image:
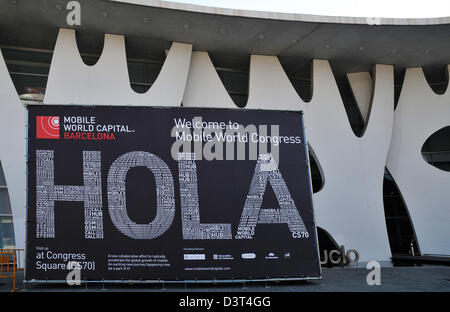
[44,28,192,106]
[0,49,26,259]
[1,28,191,260]
[183,52,394,261]
[1,27,449,263]
[386,67,450,256]
[347,72,372,124]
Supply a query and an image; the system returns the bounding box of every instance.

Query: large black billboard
[26,105,321,282]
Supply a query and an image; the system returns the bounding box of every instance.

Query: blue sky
[166,0,450,18]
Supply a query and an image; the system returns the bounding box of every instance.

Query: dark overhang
[0,0,449,81]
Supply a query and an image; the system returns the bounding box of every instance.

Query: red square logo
[36,116,60,139]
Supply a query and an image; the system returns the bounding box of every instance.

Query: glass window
[0,189,12,215]
[0,216,15,249]
[0,162,6,186]
[421,126,450,172]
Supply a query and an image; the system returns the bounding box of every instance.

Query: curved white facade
[387,67,450,256]
[183,53,395,261]
[0,51,27,255]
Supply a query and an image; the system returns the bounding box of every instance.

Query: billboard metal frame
[23,104,321,285]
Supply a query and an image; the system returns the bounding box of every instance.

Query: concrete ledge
[109,0,450,25]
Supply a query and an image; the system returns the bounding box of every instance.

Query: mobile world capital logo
[36,116,60,139]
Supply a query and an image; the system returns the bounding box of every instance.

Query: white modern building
[0,0,449,265]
